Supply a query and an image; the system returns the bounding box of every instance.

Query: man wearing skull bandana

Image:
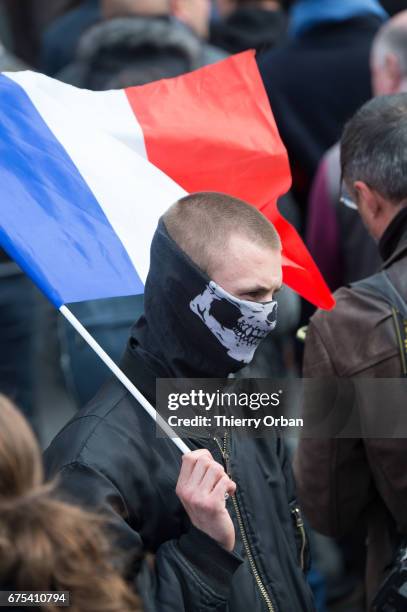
[45,193,315,612]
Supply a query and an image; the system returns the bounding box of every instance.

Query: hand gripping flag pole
[60,306,191,455]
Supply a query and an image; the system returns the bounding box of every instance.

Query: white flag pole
[59,305,191,455]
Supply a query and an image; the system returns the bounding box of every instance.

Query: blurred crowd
[1,1,407,611]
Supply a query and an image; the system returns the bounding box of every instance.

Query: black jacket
[45,345,315,612]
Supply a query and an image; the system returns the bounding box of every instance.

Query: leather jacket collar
[380,207,407,268]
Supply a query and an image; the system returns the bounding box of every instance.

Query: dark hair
[0,395,141,612]
[341,94,407,204]
[279,0,295,11]
[163,191,281,276]
[379,1,407,17]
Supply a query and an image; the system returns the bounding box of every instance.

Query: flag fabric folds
[0,51,335,310]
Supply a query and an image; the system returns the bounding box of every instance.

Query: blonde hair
[0,395,141,612]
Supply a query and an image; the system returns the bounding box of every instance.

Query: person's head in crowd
[102,0,211,38]
[341,94,407,241]
[216,0,282,18]
[0,394,141,612]
[137,192,282,377]
[371,10,407,95]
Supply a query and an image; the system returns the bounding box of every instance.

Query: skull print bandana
[190,282,277,364]
[129,219,278,378]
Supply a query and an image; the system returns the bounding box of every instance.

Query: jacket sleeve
[293,319,374,538]
[55,461,242,612]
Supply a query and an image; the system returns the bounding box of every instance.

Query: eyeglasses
[339,184,358,210]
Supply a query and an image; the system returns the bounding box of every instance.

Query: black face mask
[129,219,278,378]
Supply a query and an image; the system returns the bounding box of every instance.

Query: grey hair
[340,94,407,204]
[372,15,407,76]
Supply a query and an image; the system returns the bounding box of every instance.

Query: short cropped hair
[341,94,407,204]
[163,192,281,275]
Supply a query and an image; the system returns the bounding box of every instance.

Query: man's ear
[384,52,402,94]
[353,181,381,218]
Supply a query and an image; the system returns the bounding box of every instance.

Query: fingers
[213,475,236,503]
[175,449,237,551]
[176,449,212,493]
[188,454,213,488]
[199,461,226,494]
[176,448,235,504]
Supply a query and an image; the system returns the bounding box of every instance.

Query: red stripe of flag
[126,51,335,310]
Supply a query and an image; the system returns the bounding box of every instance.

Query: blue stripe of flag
[0,74,143,307]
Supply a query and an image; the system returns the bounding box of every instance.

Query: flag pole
[59,305,190,455]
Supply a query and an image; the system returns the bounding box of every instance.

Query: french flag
[0,51,334,311]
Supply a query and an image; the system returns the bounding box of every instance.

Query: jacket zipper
[214,433,276,612]
[291,507,306,571]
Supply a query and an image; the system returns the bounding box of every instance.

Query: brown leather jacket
[294,215,407,610]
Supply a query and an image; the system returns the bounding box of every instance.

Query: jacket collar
[380,207,407,268]
[119,340,211,445]
[120,343,158,407]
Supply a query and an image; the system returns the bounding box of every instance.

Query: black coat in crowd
[257,15,382,208]
[59,15,226,90]
[210,7,286,54]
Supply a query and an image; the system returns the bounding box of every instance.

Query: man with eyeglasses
[307,10,407,290]
[295,93,407,610]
